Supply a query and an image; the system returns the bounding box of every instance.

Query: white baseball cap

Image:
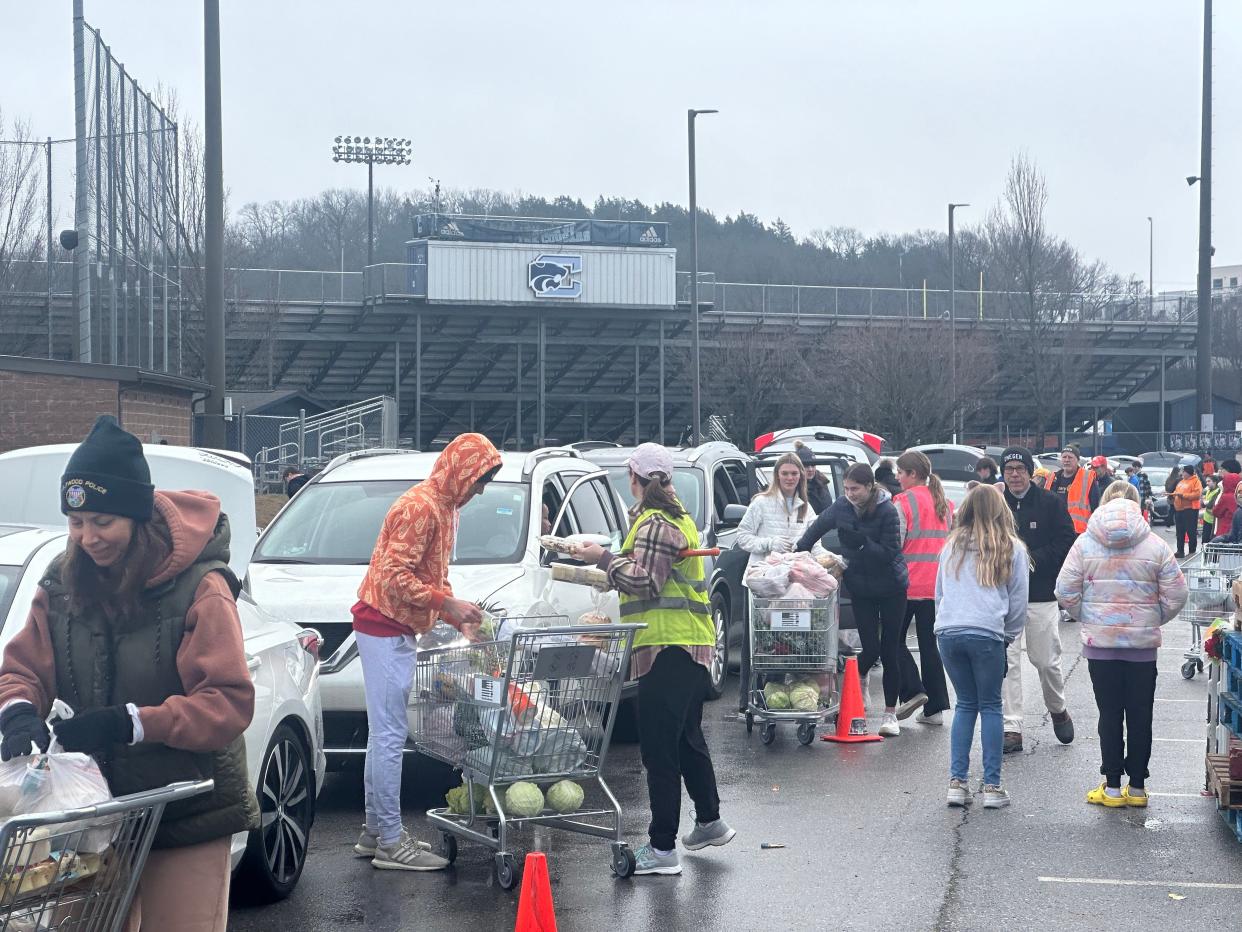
[628,443,675,480]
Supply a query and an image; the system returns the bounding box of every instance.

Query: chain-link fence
[964,430,1242,459]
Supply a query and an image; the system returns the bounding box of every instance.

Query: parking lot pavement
[229,582,1242,930]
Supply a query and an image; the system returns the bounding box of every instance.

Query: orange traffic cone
[822,655,883,743]
[514,852,558,932]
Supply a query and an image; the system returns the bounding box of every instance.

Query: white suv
[246,447,629,766]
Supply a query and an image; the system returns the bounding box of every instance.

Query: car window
[712,465,743,525]
[561,475,614,543]
[925,450,979,482]
[252,479,530,565]
[604,466,704,529]
[0,567,20,631]
[722,460,750,505]
[541,478,567,537]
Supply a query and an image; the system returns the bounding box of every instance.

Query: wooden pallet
[1207,753,1242,810]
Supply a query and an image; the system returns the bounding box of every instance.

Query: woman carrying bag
[797,463,909,736]
[0,416,257,931]
[579,444,734,877]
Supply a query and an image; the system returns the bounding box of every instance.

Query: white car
[906,444,987,483]
[754,426,881,463]
[246,447,630,766]
[0,445,325,903]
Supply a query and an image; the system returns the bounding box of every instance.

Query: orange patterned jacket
[356,433,501,633]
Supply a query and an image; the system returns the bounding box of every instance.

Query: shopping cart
[411,620,642,889]
[1180,543,1242,679]
[744,592,841,746]
[0,777,213,931]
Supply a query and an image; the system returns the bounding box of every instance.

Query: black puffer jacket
[796,489,908,598]
[806,473,833,515]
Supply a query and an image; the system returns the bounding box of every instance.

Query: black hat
[794,442,816,467]
[60,416,154,521]
[1000,446,1034,476]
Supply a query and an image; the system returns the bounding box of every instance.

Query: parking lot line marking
[1148,792,1206,798]
[1152,737,1202,743]
[1038,877,1242,890]
[1154,698,1206,703]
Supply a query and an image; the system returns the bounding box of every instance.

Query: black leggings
[854,593,909,708]
[898,599,951,715]
[1174,509,1198,555]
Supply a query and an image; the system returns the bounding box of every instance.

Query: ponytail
[635,470,687,519]
[895,450,950,522]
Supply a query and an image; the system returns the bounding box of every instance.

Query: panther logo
[528,254,583,299]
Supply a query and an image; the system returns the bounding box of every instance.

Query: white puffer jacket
[737,493,820,573]
[1055,498,1188,651]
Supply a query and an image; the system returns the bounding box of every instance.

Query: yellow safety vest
[619,506,713,650]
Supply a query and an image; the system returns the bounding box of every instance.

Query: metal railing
[267,395,398,473]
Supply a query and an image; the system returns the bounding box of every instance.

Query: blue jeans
[937,632,1006,786]
[357,631,419,846]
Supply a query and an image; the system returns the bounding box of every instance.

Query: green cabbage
[505,781,545,818]
[789,683,820,712]
[763,682,791,710]
[546,780,584,814]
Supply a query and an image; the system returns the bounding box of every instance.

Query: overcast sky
[3,1,1237,290]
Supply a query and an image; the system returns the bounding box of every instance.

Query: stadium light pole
[332,136,412,271]
[688,108,717,448]
[203,0,226,448]
[1147,216,1154,317]
[948,202,969,443]
[1193,0,1213,431]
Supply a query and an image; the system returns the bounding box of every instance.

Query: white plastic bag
[0,751,114,855]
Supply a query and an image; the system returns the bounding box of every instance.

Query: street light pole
[202,0,226,448]
[1194,0,1213,430]
[948,202,969,443]
[688,108,717,448]
[1147,216,1154,317]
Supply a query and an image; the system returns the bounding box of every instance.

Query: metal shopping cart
[0,778,213,931]
[1180,543,1242,679]
[744,592,841,746]
[410,620,642,889]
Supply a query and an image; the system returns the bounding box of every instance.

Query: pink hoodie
[1055,498,1188,655]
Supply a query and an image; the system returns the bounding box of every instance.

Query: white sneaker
[878,712,900,737]
[946,779,972,807]
[982,784,1011,809]
[916,710,944,726]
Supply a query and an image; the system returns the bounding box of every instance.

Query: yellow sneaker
[1122,785,1149,808]
[1086,784,1127,808]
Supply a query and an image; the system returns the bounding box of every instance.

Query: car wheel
[706,592,730,701]
[235,723,315,904]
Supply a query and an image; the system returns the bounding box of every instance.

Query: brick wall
[120,387,193,445]
[0,371,119,454]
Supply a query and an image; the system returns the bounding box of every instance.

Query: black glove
[838,528,866,551]
[52,706,133,754]
[0,703,51,762]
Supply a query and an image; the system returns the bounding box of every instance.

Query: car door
[544,470,623,624]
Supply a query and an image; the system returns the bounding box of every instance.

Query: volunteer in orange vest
[1171,463,1203,559]
[1042,445,1102,534]
[893,450,954,724]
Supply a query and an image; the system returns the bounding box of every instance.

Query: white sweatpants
[1002,601,1067,733]
[357,631,418,846]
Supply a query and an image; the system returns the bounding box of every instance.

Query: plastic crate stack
[1207,631,1242,841]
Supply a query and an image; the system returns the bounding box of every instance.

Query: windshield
[604,467,704,528]
[0,567,19,628]
[1147,467,1173,489]
[252,480,530,565]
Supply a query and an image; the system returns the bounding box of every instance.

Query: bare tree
[0,109,47,356]
[694,324,810,446]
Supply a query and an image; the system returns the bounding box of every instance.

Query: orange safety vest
[1041,467,1094,534]
[897,485,953,600]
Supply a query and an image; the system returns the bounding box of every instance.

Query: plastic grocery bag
[745,561,793,598]
[788,554,838,597]
[0,751,115,856]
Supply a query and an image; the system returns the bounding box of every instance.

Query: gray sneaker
[1051,710,1074,744]
[946,778,972,807]
[982,784,1011,809]
[633,843,681,876]
[354,826,430,857]
[896,692,928,721]
[372,831,449,871]
[680,818,736,851]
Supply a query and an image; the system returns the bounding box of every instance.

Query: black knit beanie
[794,442,816,467]
[60,415,154,521]
[1000,446,1035,476]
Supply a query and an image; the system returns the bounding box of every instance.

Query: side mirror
[722,503,746,525]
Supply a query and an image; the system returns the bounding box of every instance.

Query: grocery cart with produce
[1180,543,1242,679]
[743,550,843,745]
[410,611,643,889]
[0,770,212,931]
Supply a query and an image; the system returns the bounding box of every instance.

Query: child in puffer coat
[1055,483,1187,808]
